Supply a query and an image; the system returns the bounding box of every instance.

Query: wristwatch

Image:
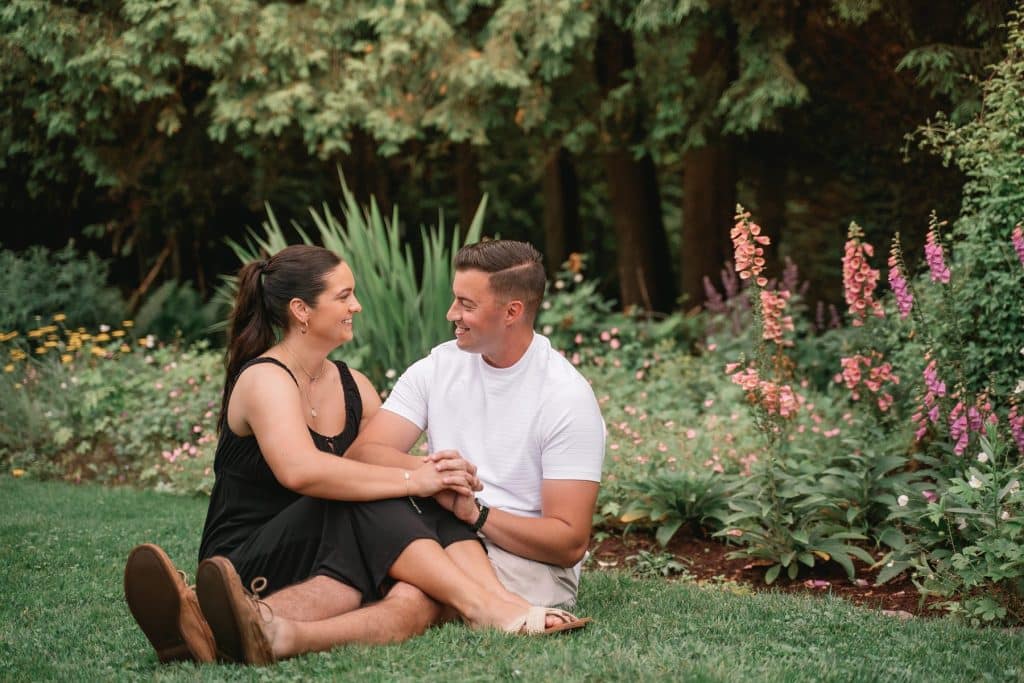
[470,499,490,532]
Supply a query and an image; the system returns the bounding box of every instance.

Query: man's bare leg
[265,576,361,621]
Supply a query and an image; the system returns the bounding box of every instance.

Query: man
[349,239,605,607]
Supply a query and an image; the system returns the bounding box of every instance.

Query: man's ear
[504,299,525,325]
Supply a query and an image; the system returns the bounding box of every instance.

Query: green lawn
[1,477,1022,682]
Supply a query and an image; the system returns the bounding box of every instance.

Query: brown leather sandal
[195,556,275,665]
[123,543,216,663]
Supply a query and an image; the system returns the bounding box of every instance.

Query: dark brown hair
[218,245,341,428]
[454,240,546,320]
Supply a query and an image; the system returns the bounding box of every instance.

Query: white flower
[1009,480,1021,494]
[573,273,583,283]
[99,324,111,333]
[977,452,989,464]
[956,516,968,530]
[968,475,983,489]
[542,325,553,335]
[1001,510,1011,521]
[541,301,552,310]
[385,368,397,379]
[1014,379,1024,395]
[554,280,565,290]
[897,494,909,507]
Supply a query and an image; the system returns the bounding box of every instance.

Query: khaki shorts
[483,538,579,609]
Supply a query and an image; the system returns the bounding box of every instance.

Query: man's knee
[381,582,443,638]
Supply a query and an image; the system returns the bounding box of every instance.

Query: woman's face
[308,261,361,346]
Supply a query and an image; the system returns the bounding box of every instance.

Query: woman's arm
[230,364,474,499]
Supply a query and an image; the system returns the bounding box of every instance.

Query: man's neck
[481,329,534,369]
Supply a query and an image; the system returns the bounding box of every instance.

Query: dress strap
[238,357,299,387]
[333,360,363,426]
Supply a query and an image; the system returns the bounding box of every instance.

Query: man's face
[446,269,507,355]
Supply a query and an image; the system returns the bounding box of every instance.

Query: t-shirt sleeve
[540,382,606,482]
[380,356,432,430]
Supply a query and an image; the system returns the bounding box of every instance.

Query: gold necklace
[282,343,327,418]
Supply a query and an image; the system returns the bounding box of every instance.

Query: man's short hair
[454,240,547,320]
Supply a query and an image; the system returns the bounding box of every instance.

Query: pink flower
[923,490,938,503]
[925,228,951,283]
[760,289,795,346]
[887,253,913,319]
[1013,225,1024,268]
[731,208,770,286]
[842,224,884,326]
[1008,404,1024,455]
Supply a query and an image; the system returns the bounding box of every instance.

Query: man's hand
[434,490,482,526]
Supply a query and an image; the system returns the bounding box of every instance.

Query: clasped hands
[408,449,481,525]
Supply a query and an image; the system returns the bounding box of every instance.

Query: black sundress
[197,357,478,603]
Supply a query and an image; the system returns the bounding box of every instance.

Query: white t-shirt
[382,333,605,518]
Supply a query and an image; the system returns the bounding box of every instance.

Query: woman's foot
[462,596,591,635]
[123,543,216,663]
[195,557,282,665]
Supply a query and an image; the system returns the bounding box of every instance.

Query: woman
[124,246,587,666]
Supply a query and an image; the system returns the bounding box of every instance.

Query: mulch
[589,531,940,617]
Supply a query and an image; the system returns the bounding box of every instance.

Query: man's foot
[123,543,216,663]
[195,557,276,665]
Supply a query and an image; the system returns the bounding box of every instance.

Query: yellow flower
[13,383,22,389]
[94,333,110,342]
[52,313,66,322]
[112,330,126,338]
[0,331,17,342]
[44,341,59,348]
[38,325,57,334]
[90,346,107,357]
[122,320,134,328]
[27,329,43,338]
[35,347,47,354]
[3,364,13,373]
[119,344,131,354]
[11,468,25,478]
[61,354,73,364]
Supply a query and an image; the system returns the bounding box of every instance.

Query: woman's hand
[409,460,476,498]
[424,450,482,492]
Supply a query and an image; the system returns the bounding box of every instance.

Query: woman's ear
[287,297,309,327]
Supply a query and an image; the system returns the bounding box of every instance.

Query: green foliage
[222,177,483,389]
[0,340,219,495]
[0,242,125,332]
[883,432,1024,625]
[624,549,693,579]
[133,280,223,344]
[914,11,1024,398]
[619,469,729,545]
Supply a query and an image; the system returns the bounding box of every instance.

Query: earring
[301,321,308,335]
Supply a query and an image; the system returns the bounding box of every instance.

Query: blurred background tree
[0,0,1013,315]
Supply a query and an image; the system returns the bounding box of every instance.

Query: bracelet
[470,499,489,532]
[403,471,422,514]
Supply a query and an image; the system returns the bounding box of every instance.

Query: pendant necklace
[282,342,327,419]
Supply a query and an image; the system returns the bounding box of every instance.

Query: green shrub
[0,335,219,495]
[133,280,223,344]
[0,241,125,332]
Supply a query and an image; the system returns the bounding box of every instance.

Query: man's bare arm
[347,409,479,482]
[448,479,598,567]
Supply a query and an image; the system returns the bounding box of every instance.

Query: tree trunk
[340,131,392,215]
[751,133,786,275]
[541,147,582,274]
[454,141,482,239]
[595,21,677,312]
[681,140,736,308]
[680,23,738,309]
